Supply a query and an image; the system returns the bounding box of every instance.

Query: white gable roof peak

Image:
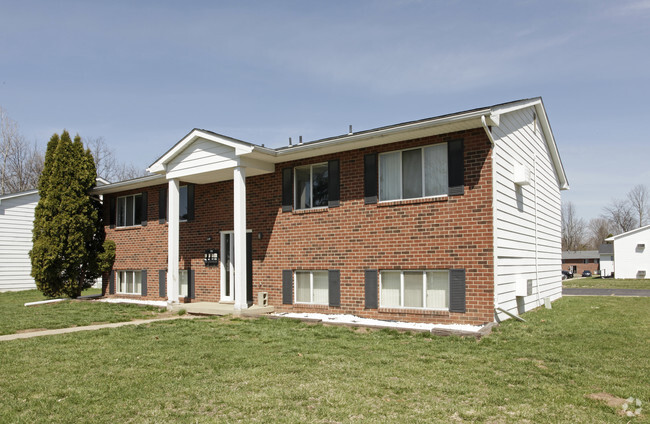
[147,129,259,174]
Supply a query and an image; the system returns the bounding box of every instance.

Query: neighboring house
[0,190,39,291]
[94,97,568,324]
[605,226,650,279]
[561,250,600,275]
[598,243,614,277]
[0,178,109,292]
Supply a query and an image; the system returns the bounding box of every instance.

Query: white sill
[378,194,448,204]
[294,206,328,211]
[380,305,449,312]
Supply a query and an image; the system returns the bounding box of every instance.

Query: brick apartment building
[94,98,568,325]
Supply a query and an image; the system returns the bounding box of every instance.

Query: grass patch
[563,276,650,290]
[0,289,166,335]
[0,297,649,422]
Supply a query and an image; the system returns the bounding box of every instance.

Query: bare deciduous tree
[84,136,147,182]
[602,198,636,235]
[562,201,586,251]
[1,107,43,194]
[587,217,611,249]
[627,184,650,228]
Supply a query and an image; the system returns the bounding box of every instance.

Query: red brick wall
[105,127,495,324]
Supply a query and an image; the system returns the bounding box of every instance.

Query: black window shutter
[364,269,378,309]
[449,269,466,313]
[282,270,293,304]
[328,160,340,208]
[159,270,167,297]
[189,269,195,299]
[140,192,148,226]
[159,188,167,224]
[281,168,293,212]
[187,184,195,221]
[141,270,148,296]
[328,270,340,307]
[364,154,377,204]
[109,271,115,294]
[109,196,116,228]
[246,232,253,303]
[448,139,465,196]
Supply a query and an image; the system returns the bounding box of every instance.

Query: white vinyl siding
[0,191,39,291]
[380,270,449,310]
[295,271,328,304]
[379,143,448,201]
[492,107,563,319]
[116,271,142,295]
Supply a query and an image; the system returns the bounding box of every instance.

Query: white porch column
[233,165,248,311]
[167,178,180,304]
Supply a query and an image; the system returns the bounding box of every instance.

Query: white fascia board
[266,109,492,164]
[148,129,257,174]
[92,174,166,194]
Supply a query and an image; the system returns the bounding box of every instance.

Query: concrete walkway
[0,315,196,342]
[563,288,650,297]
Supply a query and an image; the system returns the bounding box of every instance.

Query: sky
[1,0,649,223]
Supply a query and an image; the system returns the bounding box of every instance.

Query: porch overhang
[147,129,276,183]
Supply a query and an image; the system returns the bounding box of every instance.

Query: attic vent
[514,163,531,186]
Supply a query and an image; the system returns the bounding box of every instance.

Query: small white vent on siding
[636,243,645,252]
[513,163,531,186]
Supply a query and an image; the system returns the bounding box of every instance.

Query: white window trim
[294,270,329,305]
[116,270,142,295]
[378,143,448,203]
[379,270,450,311]
[294,162,328,210]
[116,193,142,227]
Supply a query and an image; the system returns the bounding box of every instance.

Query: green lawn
[0,289,167,336]
[563,276,650,290]
[0,297,648,423]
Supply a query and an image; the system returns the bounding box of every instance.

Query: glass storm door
[220,232,253,303]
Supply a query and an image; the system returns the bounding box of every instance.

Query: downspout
[481,115,496,146]
[481,115,502,322]
[534,154,541,307]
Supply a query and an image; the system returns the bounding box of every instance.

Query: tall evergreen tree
[30,131,106,298]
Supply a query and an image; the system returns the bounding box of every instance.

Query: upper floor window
[117,194,143,227]
[379,143,448,201]
[295,163,329,209]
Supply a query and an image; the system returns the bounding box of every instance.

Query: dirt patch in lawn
[15,328,49,334]
[586,392,626,408]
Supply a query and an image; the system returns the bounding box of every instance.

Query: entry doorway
[220,231,253,303]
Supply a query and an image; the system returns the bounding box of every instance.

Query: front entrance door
[220,231,253,303]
